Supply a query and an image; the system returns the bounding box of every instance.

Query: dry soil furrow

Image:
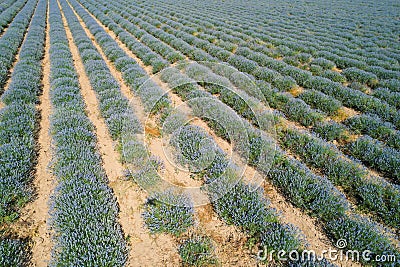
[22,3,54,265]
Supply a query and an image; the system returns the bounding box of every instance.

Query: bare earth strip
[59,1,181,265]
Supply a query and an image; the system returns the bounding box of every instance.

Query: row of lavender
[0,0,37,93]
[0,0,46,264]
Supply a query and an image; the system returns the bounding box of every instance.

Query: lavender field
[0,0,399,266]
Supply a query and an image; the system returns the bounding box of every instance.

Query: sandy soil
[333,66,343,73]
[194,205,261,266]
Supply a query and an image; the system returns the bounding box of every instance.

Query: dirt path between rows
[60,1,181,265]
[27,3,54,265]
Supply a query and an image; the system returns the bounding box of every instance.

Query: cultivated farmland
[0,0,399,266]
